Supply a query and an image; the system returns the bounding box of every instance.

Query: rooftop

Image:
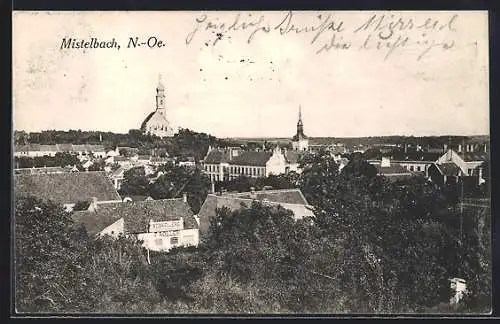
[14,171,121,205]
[14,144,106,153]
[229,151,273,166]
[197,188,313,234]
[435,162,462,176]
[72,198,197,236]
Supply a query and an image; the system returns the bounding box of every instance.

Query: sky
[13,11,489,138]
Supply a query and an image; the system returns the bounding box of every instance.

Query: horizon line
[13,128,489,140]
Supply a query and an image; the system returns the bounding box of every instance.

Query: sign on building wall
[149,219,183,232]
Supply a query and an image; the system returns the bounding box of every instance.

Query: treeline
[311,135,488,147]
[15,152,491,314]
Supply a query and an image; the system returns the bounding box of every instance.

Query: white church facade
[141,76,175,138]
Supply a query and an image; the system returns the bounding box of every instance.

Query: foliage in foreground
[14,151,491,314]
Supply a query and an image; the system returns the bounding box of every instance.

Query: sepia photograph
[12,10,491,315]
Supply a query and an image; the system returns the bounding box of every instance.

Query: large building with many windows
[202,146,303,182]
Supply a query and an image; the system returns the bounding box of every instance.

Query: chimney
[87,197,98,212]
[182,192,187,203]
[443,144,448,153]
[381,156,391,168]
[250,187,257,199]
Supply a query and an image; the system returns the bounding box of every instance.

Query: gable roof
[204,149,232,164]
[72,198,197,236]
[14,171,121,205]
[461,152,489,162]
[229,151,273,166]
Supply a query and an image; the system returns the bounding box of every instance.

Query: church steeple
[156,74,166,115]
[292,105,308,151]
[297,105,303,131]
[295,105,306,139]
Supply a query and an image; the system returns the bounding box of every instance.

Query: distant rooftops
[14,144,106,153]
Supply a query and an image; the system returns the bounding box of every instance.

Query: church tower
[292,105,309,151]
[156,75,166,116]
[140,74,174,138]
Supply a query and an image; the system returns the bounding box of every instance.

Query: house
[109,166,131,190]
[13,143,106,158]
[178,157,196,168]
[197,188,315,236]
[369,157,418,182]
[14,171,122,211]
[14,166,68,175]
[150,156,173,166]
[203,146,289,181]
[72,195,198,252]
[105,155,133,168]
[428,149,488,186]
[82,159,94,170]
[368,151,441,177]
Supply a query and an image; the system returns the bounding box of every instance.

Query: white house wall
[137,228,199,252]
[100,218,125,239]
[265,153,287,176]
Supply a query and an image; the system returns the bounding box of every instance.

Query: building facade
[72,196,199,252]
[141,76,175,138]
[203,146,295,181]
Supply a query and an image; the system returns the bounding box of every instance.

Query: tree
[149,164,211,214]
[73,200,91,211]
[15,196,98,312]
[120,167,150,196]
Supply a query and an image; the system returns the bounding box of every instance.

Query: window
[468,169,472,176]
[155,238,163,246]
[417,166,421,171]
[410,166,414,171]
[170,237,179,245]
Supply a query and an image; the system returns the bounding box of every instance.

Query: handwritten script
[185,11,463,61]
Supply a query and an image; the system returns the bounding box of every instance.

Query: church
[141,76,175,138]
[292,106,309,151]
